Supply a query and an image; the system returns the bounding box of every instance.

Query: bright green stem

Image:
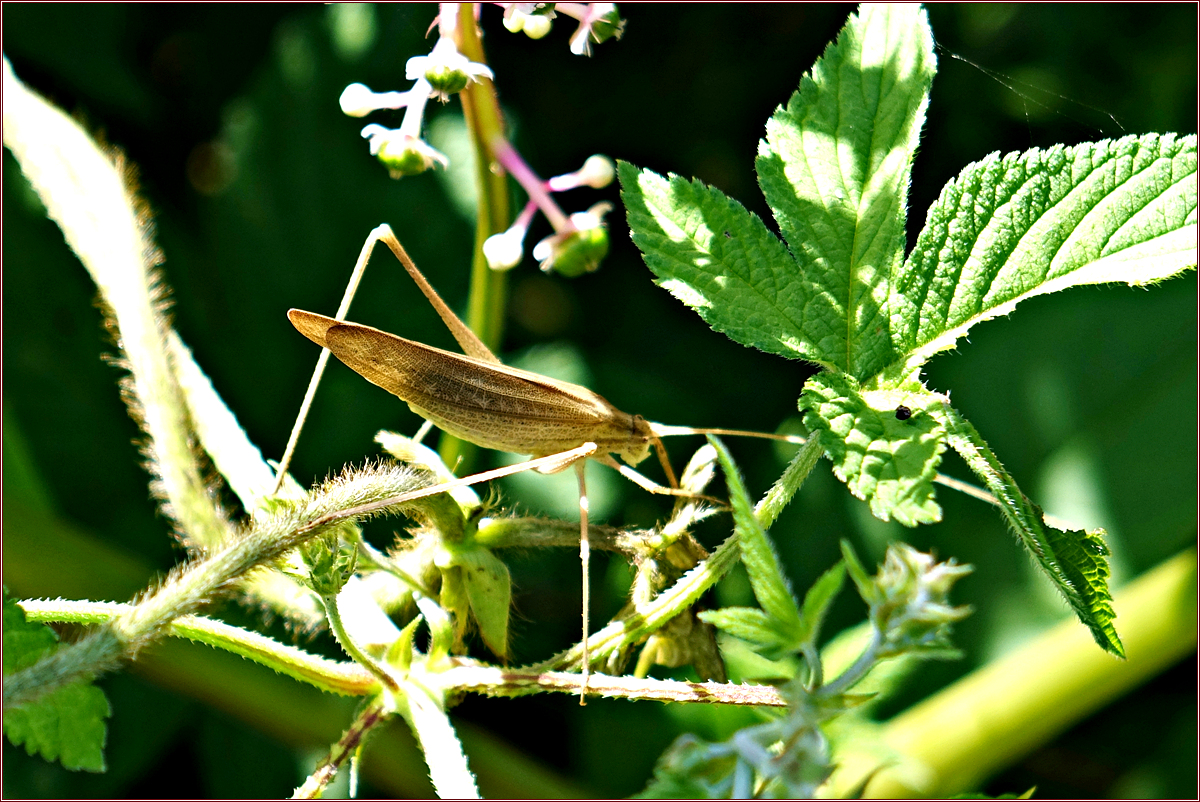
[832,548,1197,797]
[323,592,400,694]
[440,4,511,473]
[19,599,378,697]
[535,526,743,672]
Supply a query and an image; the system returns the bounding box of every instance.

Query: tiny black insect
[894,405,913,421]
[724,231,732,239]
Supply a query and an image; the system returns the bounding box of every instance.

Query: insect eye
[894,405,913,421]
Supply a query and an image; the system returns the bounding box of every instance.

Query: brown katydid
[275,224,803,699]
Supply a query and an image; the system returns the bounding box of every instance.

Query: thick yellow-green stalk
[828,549,1197,797]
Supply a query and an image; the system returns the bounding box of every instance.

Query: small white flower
[565,3,624,56]
[531,236,554,265]
[570,200,613,230]
[360,125,449,177]
[405,37,493,102]
[533,202,613,276]
[577,155,615,188]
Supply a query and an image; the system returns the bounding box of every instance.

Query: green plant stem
[533,524,742,672]
[4,461,427,708]
[441,4,511,473]
[322,591,401,694]
[829,548,1197,797]
[18,599,378,696]
[817,629,883,700]
[443,666,788,706]
[293,698,386,799]
[3,58,232,554]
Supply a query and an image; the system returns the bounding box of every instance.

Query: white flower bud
[522,14,553,39]
[340,83,378,117]
[502,13,525,33]
[484,230,525,271]
[577,155,615,188]
[405,37,493,102]
[340,83,411,117]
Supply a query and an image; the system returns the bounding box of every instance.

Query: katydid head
[613,413,655,466]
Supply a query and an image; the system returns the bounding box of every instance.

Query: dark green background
[4,4,1195,798]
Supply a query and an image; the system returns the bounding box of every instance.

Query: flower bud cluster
[341,6,622,273]
[339,35,492,178]
[484,152,616,275]
[498,3,625,55]
[300,532,360,597]
[862,542,973,657]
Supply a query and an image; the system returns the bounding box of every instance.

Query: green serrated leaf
[1036,518,1122,656]
[757,3,936,379]
[617,160,821,366]
[801,372,946,526]
[3,594,59,674]
[941,409,1124,656]
[796,561,847,647]
[709,437,804,640]
[3,597,110,772]
[894,133,1197,374]
[619,5,938,381]
[698,607,789,653]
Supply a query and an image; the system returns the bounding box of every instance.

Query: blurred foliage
[3,4,1195,798]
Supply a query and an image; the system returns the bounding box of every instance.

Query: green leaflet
[801,372,947,527]
[940,411,1123,656]
[620,4,935,378]
[700,607,792,655]
[796,561,847,650]
[756,3,934,380]
[451,545,512,660]
[3,596,110,772]
[891,133,1198,376]
[618,161,818,366]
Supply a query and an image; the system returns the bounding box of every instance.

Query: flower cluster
[483,153,616,276]
[340,35,492,178]
[501,3,625,55]
[339,3,625,273]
